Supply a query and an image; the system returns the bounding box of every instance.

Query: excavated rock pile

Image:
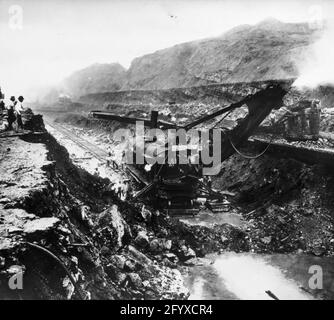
[0,132,192,299]
[214,154,334,256]
[0,121,242,299]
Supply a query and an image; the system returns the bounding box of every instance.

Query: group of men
[0,95,25,131]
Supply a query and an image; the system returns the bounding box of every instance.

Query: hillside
[62,63,126,98]
[124,19,317,89]
[47,19,322,100]
[124,19,320,90]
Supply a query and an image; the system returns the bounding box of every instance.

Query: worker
[207,176,212,189]
[106,152,112,167]
[309,99,320,138]
[117,183,123,199]
[15,96,25,130]
[0,98,5,114]
[125,180,132,200]
[106,151,115,167]
[122,180,129,200]
[121,150,126,170]
[6,96,17,131]
[8,96,16,108]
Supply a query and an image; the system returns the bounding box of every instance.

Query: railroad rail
[45,119,117,165]
[44,119,150,186]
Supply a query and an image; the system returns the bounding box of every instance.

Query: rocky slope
[38,18,321,102]
[124,19,320,90]
[55,18,321,100]
[0,123,247,299]
[0,132,190,299]
[213,153,334,256]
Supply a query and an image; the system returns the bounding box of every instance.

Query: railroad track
[45,119,111,163]
[44,119,146,183]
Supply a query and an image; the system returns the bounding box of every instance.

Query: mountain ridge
[58,19,322,98]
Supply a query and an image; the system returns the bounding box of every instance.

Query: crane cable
[219,119,276,160]
[212,106,275,159]
[211,105,277,160]
[227,133,275,160]
[26,242,86,300]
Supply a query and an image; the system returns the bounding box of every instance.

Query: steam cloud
[294,20,334,88]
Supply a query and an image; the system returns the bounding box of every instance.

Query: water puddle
[184,252,334,300]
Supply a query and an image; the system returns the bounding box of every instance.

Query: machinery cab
[284,99,321,141]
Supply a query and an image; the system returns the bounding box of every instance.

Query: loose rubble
[214,153,334,256]
[0,121,245,300]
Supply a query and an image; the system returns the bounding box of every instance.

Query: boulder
[185,247,196,259]
[128,273,142,288]
[221,235,229,244]
[149,238,172,253]
[124,259,136,272]
[184,257,212,266]
[23,217,60,234]
[163,253,178,262]
[116,272,127,285]
[100,246,111,256]
[127,245,152,266]
[312,244,326,256]
[163,239,172,250]
[109,255,126,269]
[261,236,272,244]
[180,245,196,260]
[135,231,149,248]
[162,258,177,268]
[183,258,198,266]
[96,205,131,249]
[149,239,160,253]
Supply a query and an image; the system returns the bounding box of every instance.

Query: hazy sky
[0,0,332,97]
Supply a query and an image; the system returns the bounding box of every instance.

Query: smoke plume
[294,19,334,88]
